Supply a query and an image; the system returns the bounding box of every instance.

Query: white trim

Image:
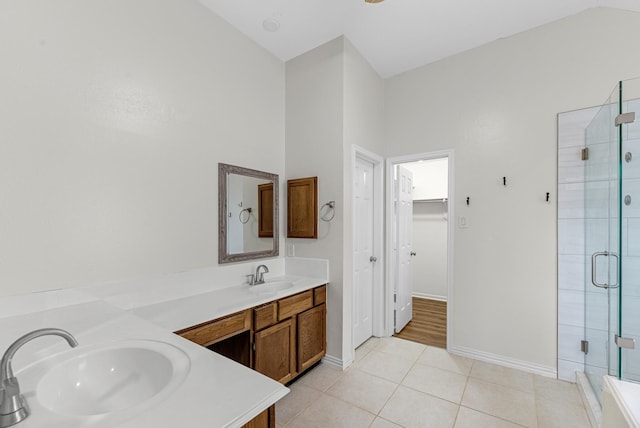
[412,293,447,302]
[386,149,455,351]
[450,345,557,378]
[322,354,351,370]
[351,145,385,352]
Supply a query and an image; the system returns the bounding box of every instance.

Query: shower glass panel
[584,85,619,400]
[620,78,640,383]
[585,77,640,401]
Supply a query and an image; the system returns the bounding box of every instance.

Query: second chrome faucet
[247,264,269,286]
[0,328,78,427]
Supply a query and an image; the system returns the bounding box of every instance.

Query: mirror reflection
[218,163,279,263]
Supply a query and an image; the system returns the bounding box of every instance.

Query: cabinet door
[297,304,326,373]
[258,183,274,238]
[287,177,318,238]
[254,319,296,384]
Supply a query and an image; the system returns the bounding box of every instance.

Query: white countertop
[0,258,330,428]
[133,275,328,332]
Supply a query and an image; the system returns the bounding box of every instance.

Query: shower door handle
[609,252,619,288]
[591,251,619,289]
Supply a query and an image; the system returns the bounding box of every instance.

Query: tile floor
[275,337,592,428]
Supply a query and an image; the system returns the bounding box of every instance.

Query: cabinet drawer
[177,309,251,347]
[314,285,326,306]
[254,302,278,331]
[278,290,313,321]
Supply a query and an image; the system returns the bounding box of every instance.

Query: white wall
[401,160,449,300]
[0,0,285,297]
[343,38,385,360]
[384,7,640,373]
[286,38,346,362]
[404,158,449,201]
[411,202,448,300]
[285,37,384,365]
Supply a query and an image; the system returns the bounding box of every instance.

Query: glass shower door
[584,84,619,400]
[585,78,640,398]
[620,78,640,383]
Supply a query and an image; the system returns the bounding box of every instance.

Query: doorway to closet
[387,151,453,349]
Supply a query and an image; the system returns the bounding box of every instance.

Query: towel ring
[320,201,335,222]
[239,207,252,224]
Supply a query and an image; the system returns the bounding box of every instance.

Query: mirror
[218,163,279,263]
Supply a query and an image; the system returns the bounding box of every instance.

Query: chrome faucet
[255,265,269,284]
[0,328,78,427]
[246,264,270,286]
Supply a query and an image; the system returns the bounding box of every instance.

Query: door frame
[385,149,455,350]
[351,146,385,347]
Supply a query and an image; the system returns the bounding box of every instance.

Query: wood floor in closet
[394,297,447,349]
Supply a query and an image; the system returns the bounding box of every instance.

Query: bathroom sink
[250,280,295,295]
[262,280,295,291]
[19,339,190,417]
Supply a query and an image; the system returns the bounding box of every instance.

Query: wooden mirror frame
[218,163,279,263]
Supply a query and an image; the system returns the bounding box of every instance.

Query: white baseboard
[322,354,351,370]
[412,292,447,302]
[450,345,557,378]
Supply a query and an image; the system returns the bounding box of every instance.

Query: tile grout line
[368,343,427,427]
[283,337,585,427]
[451,359,474,427]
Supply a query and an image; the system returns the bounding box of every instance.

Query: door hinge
[393,293,397,303]
[581,340,589,354]
[615,335,636,350]
[581,148,589,161]
[615,112,636,126]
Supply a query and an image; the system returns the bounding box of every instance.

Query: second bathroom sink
[18,339,190,418]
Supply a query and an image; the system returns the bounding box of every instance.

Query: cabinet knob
[369,256,377,263]
[410,251,416,256]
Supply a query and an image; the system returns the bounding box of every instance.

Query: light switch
[458,216,469,229]
[287,243,295,257]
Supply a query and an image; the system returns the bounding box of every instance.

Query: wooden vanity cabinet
[176,285,327,427]
[253,286,326,384]
[175,309,253,367]
[254,318,297,383]
[297,304,326,373]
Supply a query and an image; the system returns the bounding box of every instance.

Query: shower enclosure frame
[584,78,640,402]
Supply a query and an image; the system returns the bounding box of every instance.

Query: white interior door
[353,156,375,348]
[395,165,413,333]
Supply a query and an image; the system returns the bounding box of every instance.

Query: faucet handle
[246,274,255,285]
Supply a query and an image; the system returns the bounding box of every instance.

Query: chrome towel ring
[239,207,252,224]
[320,201,335,222]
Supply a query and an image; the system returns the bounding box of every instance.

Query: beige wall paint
[0,0,285,296]
[285,37,384,364]
[3,0,639,375]
[384,7,640,370]
[286,38,345,361]
[343,38,385,362]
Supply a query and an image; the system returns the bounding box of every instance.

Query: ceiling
[198,0,640,78]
